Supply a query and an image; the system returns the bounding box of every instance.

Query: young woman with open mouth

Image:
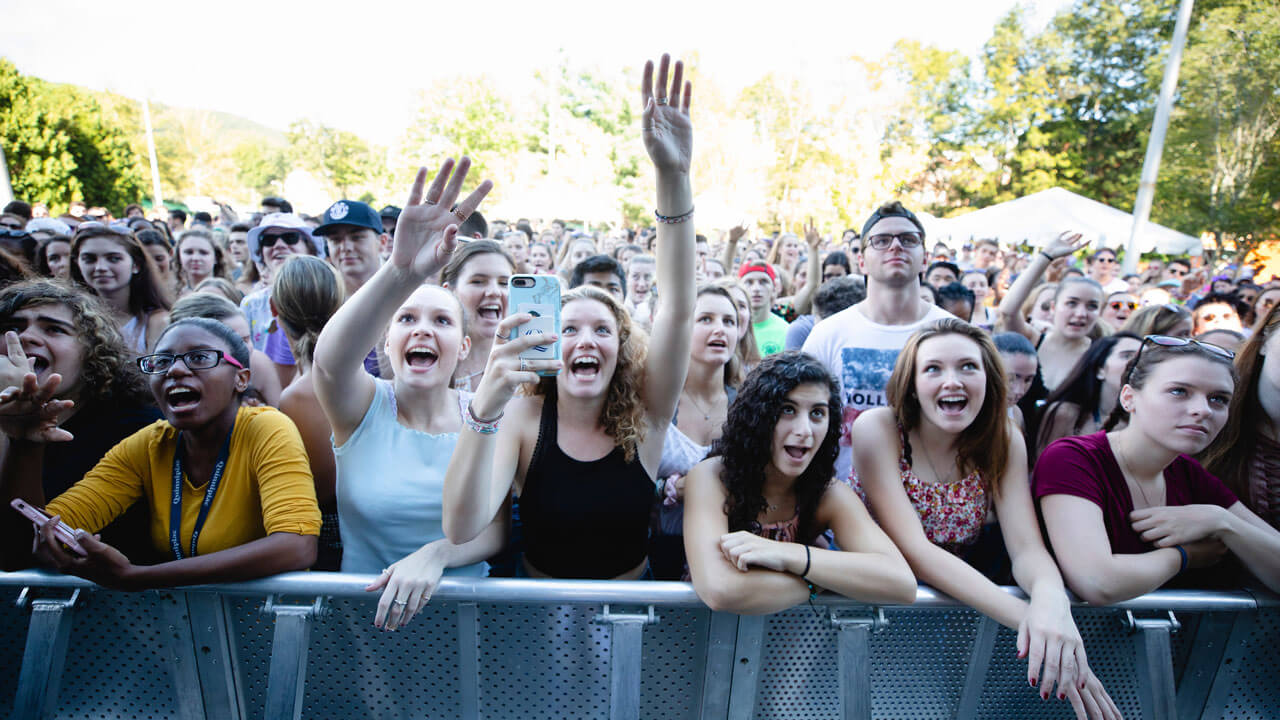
[312,157,505,631]
[999,232,1105,391]
[69,223,171,355]
[443,54,697,581]
[0,280,161,568]
[1036,336,1280,605]
[683,351,915,613]
[649,284,743,578]
[851,318,1121,720]
[441,240,515,393]
[4,317,320,589]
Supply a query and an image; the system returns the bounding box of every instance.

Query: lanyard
[169,419,236,561]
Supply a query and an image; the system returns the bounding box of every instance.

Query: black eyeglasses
[259,231,304,248]
[137,349,245,374]
[866,232,923,250]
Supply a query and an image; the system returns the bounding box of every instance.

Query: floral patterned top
[850,425,988,556]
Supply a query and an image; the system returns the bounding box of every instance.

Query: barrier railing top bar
[0,570,1262,612]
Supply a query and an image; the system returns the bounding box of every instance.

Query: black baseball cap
[379,205,402,220]
[313,200,383,236]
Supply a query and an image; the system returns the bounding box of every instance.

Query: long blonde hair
[535,285,648,462]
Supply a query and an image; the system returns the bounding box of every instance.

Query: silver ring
[392,600,408,607]
[656,97,669,105]
[519,359,529,372]
[424,200,437,206]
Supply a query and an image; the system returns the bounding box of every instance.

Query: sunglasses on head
[259,231,304,249]
[1128,333,1234,377]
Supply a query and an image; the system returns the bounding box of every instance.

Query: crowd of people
[2,53,1279,719]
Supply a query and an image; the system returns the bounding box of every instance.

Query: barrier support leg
[12,587,79,720]
[1126,610,1179,720]
[261,595,326,720]
[458,601,479,720]
[832,608,887,720]
[1197,610,1259,720]
[1175,612,1237,720]
[698,611,738,720]
[593,604,658,720]
[953,615,1000,720]
[726,614,766,719]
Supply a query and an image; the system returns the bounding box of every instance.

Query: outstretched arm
[639,54,697,435]
[443,315,560,543]
[721,224,747,274]
[312,159,492,443]
[791,220,823,316]
[997,232,1087,341]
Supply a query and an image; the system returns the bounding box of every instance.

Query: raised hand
[1043,232,1089,261]
[0,333,73,442]
[0,329,32,391]
[391,158,494,279]
[728,223,749,245]
[804,218,822,252]
[641,54,693,175]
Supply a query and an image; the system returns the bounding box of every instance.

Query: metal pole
[1124,0,1196,274]
[0,141,13,206]
[142,98,164,214]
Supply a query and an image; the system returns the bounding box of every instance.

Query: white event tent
[923,187,1203,256]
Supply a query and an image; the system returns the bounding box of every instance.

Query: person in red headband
[739,263,785,356]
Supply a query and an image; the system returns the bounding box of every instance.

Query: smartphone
[10,498,88,556]
[507,274,561,376]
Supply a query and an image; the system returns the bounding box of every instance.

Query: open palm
[391,157,494,278]
[641,54,693,175]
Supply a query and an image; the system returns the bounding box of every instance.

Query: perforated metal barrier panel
[1,573,1276,720]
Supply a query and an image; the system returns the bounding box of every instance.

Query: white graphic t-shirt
[801,302,954,481]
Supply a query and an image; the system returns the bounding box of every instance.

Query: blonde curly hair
[534,285,647,462]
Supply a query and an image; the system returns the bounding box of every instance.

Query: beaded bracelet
[464,402,503,434]
[654,206,695,224]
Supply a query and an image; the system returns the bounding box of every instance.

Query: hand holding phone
[507,275,561,376]
[10,498,88,556]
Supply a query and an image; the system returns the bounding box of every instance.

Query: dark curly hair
[707,351,842,545]
[0,280,149,405]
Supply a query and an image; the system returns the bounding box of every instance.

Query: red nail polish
[1041,691,1049,700]
[1058,692,1066,700]
[1030,678,1037,687]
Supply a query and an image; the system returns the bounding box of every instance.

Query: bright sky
[2,0,1072,145]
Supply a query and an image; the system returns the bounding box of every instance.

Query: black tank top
[519,392,655,578]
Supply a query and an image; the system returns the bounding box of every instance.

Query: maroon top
[1032,431,1238,555]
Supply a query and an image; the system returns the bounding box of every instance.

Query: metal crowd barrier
[1,570,1276,720]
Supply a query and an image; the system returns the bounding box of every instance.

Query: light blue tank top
[335,380,487,576]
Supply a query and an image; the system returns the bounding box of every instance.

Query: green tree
[232,141,289,197]
[0,59,146,212]
[1159,0,1280,263]
[287,120,378,198]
